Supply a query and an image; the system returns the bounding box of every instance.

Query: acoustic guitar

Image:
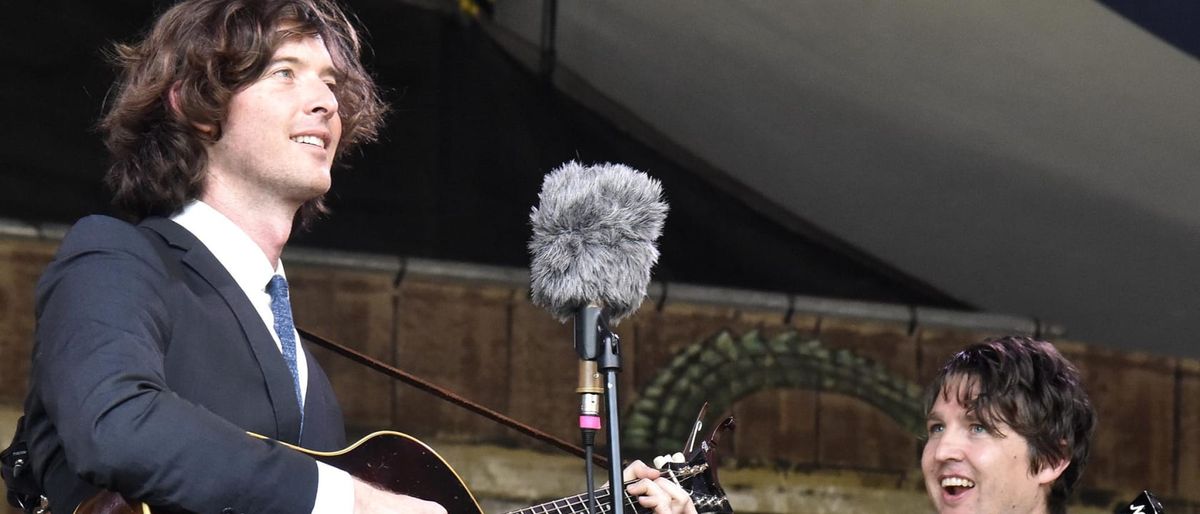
[75,420,734,514]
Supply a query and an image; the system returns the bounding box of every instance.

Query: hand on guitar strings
[622,455,699,514]
[352,478,447,514]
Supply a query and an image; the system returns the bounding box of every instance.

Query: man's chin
[934,494,977,514]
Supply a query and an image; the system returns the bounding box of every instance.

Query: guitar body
[76,417,735,514]
[306,431,483,514]
[76,431,484,514]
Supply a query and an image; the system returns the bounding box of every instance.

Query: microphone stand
[575,304,624,514]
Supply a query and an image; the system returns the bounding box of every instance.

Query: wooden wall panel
[817,319,918,472]
[629,302,809,390]
[631,302,820,466]
[0,235,1196,508]
[915,327,1006,384]
[729,387,818,467]
[736,311,819,339]
[1175,359,1200,501]
[507,292,584,448]
[816,393,916,473]
[729,313,819,466]
[629,302,743,391]
[821,319,917,380]
[630,301,742,429]
[0,239,56,404]
[1062,344,1175,496]
[289,266,397,432]
[392,279,514,441]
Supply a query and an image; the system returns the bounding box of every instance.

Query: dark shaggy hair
[923,336,1096,514]
[100,0,388,226]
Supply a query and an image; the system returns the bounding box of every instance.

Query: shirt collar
[170,199,284,294]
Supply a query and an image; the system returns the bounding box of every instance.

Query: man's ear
[168,82,215,135]
[1034,457,1070,486]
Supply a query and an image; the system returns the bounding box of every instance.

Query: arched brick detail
[624,330,925,457]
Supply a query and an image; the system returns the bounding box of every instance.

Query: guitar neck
[506,487,648,514]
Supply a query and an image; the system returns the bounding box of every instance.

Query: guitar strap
[296,327,613,469]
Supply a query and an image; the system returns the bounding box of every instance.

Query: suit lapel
[298,342,343,449]
[140,217,304,444]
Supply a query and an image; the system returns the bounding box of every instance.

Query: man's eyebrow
[269,54,301,65]
[269,55,340,79]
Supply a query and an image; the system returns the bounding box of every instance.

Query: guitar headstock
[1121,490,1164,514]
[660,415,736,514]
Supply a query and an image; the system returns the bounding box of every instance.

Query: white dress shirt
[171,200,354,514]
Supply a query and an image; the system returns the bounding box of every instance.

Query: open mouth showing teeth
[941,477,976,496]
[291,135,325,148]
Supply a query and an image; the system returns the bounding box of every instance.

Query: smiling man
[921,336,1096,514]
[12,1,695,514]
[19,1,409,512]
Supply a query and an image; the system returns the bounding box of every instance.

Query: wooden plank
[730,388,818,467]
[730,313,820,467]
[737,310,819,339]
[507,293,583,448]
[1177,358,1200,501]
[630,301,744,389]
[1059,343,1175,496]
[0,239,57,404]
[915,327,1007,385]
[631,301,819,466]
[392,279,514,441]
[822,318,917,381]
[288,266,397,432]
[817,392,914,473]
[630,301,808,391]
[817,318,918,472]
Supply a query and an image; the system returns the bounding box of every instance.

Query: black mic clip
[574,305,613,360]
[575,304,621,371]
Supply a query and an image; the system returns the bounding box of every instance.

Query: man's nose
[931,431,967,462]
[306,79,339,118]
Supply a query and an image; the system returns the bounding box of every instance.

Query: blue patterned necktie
[267,274,304,432]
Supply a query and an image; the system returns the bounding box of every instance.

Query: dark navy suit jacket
[23,215,345,514]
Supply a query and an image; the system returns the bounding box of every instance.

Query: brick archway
[623,330,925,458]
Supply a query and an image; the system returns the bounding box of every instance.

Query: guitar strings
[510,467,705,514]
[513,484,659,514]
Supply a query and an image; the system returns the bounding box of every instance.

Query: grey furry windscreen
[528,161,669,324]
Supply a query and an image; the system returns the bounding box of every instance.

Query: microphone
[528,161,668,324]
[528,161,668,514]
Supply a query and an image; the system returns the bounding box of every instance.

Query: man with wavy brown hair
[20,1,697,513]
[20,0,433,511]
[99,0,386,228]
[922,336,1096,514]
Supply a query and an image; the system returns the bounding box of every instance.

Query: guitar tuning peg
[683,402,709,455]
[653,452,688,469]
